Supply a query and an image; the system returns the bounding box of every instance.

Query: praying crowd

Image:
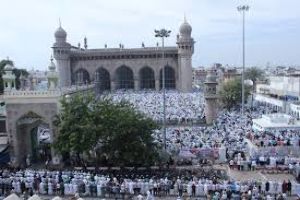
[0,168,226,199]
[4,91,300,199]
[1,167,300,199]
[107,90,205,123]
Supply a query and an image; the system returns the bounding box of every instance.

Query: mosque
[0,18,218,166]
[53,18,194,92]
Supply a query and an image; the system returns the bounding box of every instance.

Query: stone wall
[5,102,58,165]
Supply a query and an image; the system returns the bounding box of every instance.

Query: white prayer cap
[74,193,80,198]
[4,193,21,200]
[28,195,42,200]
[51,197,62,200]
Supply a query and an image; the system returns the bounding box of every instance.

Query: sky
[0,0,299,70]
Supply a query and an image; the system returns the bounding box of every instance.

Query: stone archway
[139,66,155,89]
[159,65,176,89]
[16,111,52,166]
[115,65,134,89]
[74,68,90,85]
[95,67,111,91]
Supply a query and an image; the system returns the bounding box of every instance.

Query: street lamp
[155,28,171,149]
[237,5,249,116]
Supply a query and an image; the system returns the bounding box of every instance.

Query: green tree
[54,93,160,167]
[0,60,13,94]
[13,68,29,89]
[218,78,251,110]
[245,67,265,86]
[53,93,97,164]
[245,67,265,108]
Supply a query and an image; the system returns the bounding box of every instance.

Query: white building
[255,75,300,116]
[252,113,300,132]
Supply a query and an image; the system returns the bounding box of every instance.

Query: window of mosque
[115,66,134,89]
[140,67,155,89]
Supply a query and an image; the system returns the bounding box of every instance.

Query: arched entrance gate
[16,112,52,166]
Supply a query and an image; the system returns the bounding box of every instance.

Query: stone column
[205,98,218,125]
[134,79,139,91]
[10,126,18,166]
[155,79,160,91]
[111,81,116,91]
[49,121,60,164]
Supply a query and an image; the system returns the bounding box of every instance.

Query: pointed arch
[139,67,155,89]
[95,68,111,91]
[16,111,51,163]
[115,65,134,89]
[75,68,90,85]
[159,65,176,89]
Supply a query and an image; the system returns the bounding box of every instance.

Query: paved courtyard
[227,166,296,182]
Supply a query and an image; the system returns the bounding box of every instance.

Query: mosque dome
[54,26,67,39]
[48,57,56,71]
[179,19,192,37]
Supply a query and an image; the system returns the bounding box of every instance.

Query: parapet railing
[2,84,95,98]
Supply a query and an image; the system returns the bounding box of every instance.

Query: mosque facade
[1,18,222,166]
[53,18,194,92]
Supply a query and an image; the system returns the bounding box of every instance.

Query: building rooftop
[70,46,178,56]
[252,113,300,131]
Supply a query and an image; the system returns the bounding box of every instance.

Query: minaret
[177,15,194,92]
[3,62,16,92]
[204,68,218,124]
[47,56,58,90]
[84,36,88,49]
[52,21,71,88]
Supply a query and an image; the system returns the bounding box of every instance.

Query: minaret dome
[179,16,192,37]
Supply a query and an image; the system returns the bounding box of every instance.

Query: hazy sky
[0,0,299,70]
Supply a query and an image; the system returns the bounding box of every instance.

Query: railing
[2,84,95,98]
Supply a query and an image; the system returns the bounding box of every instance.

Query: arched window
[75,69,90,85]
[95,68,110,91]
[140,67,155,89]
[160,66,175,89]
[115,66,134,89]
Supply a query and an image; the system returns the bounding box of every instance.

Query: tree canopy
[245,67,265,86]
[218,78,251,110]
[53,93,160,167]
